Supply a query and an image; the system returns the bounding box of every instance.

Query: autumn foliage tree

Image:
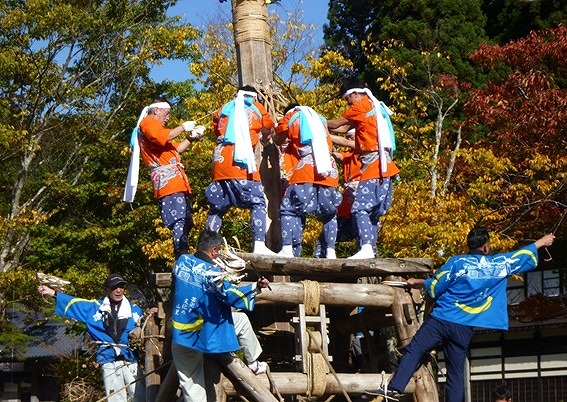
[0,0,199,276]
[463,25,567,235]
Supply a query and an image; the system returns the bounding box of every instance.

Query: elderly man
[205,85,276,255]
[38,274,145,402]
[365,228,555,401]
[123,97,204,257]
[171,230,271,401]
[327,78,399,259]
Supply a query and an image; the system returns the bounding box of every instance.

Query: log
[236,252,433,277]
[222,372,416,395]
[389,275,439,402]
[215,353,279,402]
[152,276,394,308]
[255,282,394,308]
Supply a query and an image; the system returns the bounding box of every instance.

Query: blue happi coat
[54,293,143,363]
[171,252,258,353]
[424,244,539,330]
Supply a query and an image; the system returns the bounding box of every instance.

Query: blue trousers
[389,317,474,402]
[280,183,342,253]
[205,179,268,241]
[351,178,393,246]
[158,192,193,255]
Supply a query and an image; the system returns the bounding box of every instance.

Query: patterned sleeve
[424,258,455,300]
[505,243,539,275]
[54,292,99,323]
[215,281,257,312]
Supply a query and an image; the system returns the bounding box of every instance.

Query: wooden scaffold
[142,255,440,401]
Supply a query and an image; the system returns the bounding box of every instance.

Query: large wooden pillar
[231,0,282,251]
[231,0,273,88]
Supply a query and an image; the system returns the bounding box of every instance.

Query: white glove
[188,125,206,140]
[182,121,196,132]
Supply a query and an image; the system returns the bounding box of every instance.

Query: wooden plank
[236,252,433,277]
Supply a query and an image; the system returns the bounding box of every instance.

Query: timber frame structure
[143,255,440,402]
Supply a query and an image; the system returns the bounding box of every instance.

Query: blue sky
[149,0,329,82]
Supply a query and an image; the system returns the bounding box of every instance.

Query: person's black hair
[339,77,365,96]
[197,230,223,252]
[238,85,257,94]
[467,227,490,250]
[284,103,299,114]
[152,96,169,104]
[492,383,512,400]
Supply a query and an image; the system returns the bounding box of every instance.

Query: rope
[305,345,327,397]
[232,0,270,44]
[306,331,353,402]
[265,365,285,402]
[301,280,320,315]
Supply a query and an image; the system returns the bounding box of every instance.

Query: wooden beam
[236,252,434,277]
[256,281,394,308]
[152,276,394,308]
[222,372,416,395]
[231,0,273,87]
[216,353,279,402]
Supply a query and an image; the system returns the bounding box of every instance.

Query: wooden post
[389,276,439,402]
[231,0,282,251]
[143,316,162,401]
[231,0,273,88]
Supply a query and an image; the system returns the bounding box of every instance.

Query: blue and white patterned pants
[205,179,268,241]
[159,192,193,255]
[351,178,393,246]
[280,183,342,254]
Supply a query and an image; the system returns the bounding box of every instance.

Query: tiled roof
[0,308,82,361]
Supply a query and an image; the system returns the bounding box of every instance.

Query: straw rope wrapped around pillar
[305,340,327,397]
[231,0,270,45]
[230,0,273,88]
[299,280,327,397]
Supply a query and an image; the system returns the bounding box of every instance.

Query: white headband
[149,102,171,109]
[342,88,366,98]
[237,90,258,99]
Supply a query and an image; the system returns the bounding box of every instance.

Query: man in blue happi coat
[365,227,555,401]
[38,273,145,402]
[171,229,271,401]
